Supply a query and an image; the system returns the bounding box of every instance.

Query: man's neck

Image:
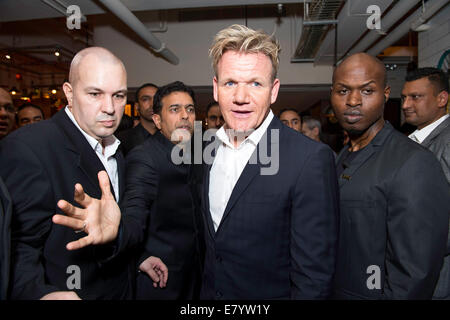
[140,119,157,135]
[349,118,385,152]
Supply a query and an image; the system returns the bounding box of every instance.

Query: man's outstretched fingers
[57,200,86,219]
[73,183,92,207]
[97,171,113,199]
[66,235,93,251]
[52,214,86,231]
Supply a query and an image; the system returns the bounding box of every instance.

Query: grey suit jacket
[421,116,450,300]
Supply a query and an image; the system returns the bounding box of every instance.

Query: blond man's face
[213,51,279,132]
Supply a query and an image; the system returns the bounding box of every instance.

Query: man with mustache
[0,47,144,299]
[331,53,449,299]
[123,81,204,299]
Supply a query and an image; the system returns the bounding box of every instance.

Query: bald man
[0,88,15,139]
[331,53,449,299]
[0,47,135,300]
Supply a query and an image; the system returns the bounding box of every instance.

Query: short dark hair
[16,103,44,124]
[405,67,449,95]
[153,81,196,115]
[206,101,219,114]
[135,83,158,102]
[278,108,301,119]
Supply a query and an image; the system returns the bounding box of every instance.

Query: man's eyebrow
[85,87,103,92]
[334,80,376,88]
[169,103,195,108]
[359,80,376,87]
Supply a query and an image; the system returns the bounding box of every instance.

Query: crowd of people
[0,24,448,300]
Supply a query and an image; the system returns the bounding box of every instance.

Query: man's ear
[270,78,280,104]
[313,127,320,136]
[437,91,449,109]
[62,82,73,106]
[152,113,162,130]
[213,76,218,102]
[384,85,391,103]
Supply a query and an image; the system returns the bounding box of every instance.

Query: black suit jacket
[201,116,339,299]
[0,109,132,300]
[0,177,12,300]
[119,131,204,299]
[117,123,152,156]
[333,122,449,299]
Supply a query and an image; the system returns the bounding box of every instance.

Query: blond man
[202,24,339,299]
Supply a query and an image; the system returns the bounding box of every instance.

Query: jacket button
[216,290,223,298]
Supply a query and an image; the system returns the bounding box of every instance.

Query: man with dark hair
[0,88,15,139]
[205,101,224,130]
[117,83,158,156]
[278,108,302,132]
[125,80,204,299]
[301,116,322,142]
[332,53,449,300]
[401,67,450,300]
[16,103,44,127]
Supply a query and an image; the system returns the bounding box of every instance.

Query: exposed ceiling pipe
[98,0,179,65]
[348,0,420,55]
[367,0,449,56]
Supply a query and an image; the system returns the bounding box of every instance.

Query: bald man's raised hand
[52,171,121,250]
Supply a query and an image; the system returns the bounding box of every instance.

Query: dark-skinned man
[331,53,449,300]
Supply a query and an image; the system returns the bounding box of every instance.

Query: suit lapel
[216,159,260,233]
[115,150,126,202]
[215,117,279,234]
[52,109,107,195]
[421,117,450,148]
[204,161,216,239]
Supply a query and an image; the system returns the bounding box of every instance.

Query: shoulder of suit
[385,129,440,164]
[6,118,60,145]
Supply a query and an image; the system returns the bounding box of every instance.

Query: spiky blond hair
[209,24,281,81]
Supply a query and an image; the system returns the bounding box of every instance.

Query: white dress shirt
[408,114,449,144]
[65,106,121,202]
[209,110,274,231]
